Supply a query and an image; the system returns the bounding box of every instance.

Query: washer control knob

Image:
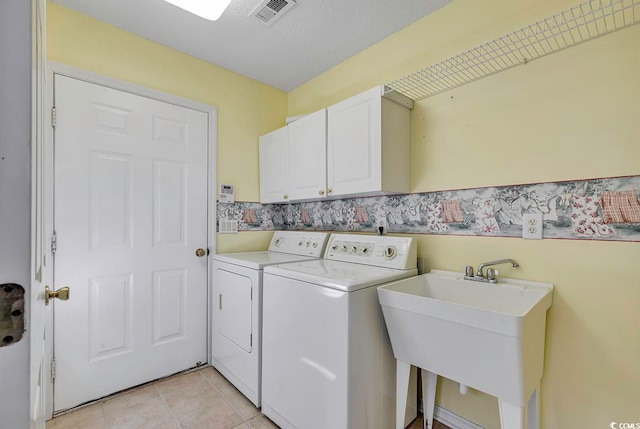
[384,246,397,260]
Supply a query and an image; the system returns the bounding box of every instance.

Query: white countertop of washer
[263,259,417,292]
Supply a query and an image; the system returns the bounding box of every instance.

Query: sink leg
[498,387,540,429]
[396,360,411,429]
[421,369,437,429]
[526,387,540,429]
[498,400,526,429]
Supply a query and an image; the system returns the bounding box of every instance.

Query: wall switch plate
[219,220,238,234]
[522,213,543,239]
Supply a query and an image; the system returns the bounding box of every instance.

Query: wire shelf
[386,0,640,101]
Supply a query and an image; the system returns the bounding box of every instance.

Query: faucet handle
[486,268,499,281]
[464,266,474,277]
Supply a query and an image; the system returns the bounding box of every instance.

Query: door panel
[152,269,186,345]
[153,160,187,246]
[89,152,132,249]
[88,274,132,361]
[53,74,208,411]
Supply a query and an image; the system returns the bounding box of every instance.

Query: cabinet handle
[219,294,222,310]
[319,190,325,195]
[327,188,332,194]
[283,195,288,200]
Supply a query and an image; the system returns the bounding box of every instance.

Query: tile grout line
[98,399,107,429]
[155,383,184,429]
[197,369,256,429]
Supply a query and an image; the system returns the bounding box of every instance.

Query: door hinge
[50,358,56,382]
[51,231,57,254]
[51,106,56,128]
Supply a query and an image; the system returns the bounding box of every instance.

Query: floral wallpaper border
[217,175,640,242]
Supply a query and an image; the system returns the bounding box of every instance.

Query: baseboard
[434,405,484,429]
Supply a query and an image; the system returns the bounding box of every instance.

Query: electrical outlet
[522,213,543,239]
[377,218,387,235]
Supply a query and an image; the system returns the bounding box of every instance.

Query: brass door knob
[319,190,325,195]
[195,248,206,257]
[45,286,70,306]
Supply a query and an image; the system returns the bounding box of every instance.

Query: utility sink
[378,270,553,429]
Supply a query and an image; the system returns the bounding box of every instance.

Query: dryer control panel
[324,234,417,270]
[268,231,330,257]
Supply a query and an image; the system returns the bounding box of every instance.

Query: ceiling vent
[250,0,296,26]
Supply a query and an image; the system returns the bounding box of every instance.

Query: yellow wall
[46,2,286,253]
[47,0,640,427]
[290,0,640,427]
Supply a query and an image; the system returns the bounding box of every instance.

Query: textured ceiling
[51,0,453,91]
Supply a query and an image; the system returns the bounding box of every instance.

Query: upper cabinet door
[327,86,382,197]
[259,127,289,204]
[288,109,327,201]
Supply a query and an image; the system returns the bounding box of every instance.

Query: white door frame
[40,61,217,418]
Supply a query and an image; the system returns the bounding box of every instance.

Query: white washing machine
[262,233,419,429]
[212,231,329,407]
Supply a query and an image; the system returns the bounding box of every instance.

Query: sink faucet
[477,259,519,277]
[464,259,519,284]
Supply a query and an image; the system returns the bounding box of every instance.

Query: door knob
[45,286,70,306]
[195,248,206,257]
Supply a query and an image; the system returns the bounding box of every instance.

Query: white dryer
[212,231,329,407]
[262,233,419,429]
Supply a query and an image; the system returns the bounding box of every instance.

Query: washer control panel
[324,234,416,270]
[269,231,330,257]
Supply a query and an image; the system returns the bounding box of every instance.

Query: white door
[327,86,382,197]
[30,0,47,426]
[288,109,327,201]
[53,74,209,411]
[259,127,289,203]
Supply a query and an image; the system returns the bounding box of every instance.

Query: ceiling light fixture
[163,0,233,21]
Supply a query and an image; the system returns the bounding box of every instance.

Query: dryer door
[211,259,261,406]
[214,266,253,352]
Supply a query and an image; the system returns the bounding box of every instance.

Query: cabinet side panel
[381,99,411,193]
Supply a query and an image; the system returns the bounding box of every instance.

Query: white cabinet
[287,109,327,201]
[327,85,412,198]
[259,109,327,203]
[259,86,412,204]
[259,127,288,203]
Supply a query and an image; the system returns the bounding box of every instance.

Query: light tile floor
[47,367,451,429]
